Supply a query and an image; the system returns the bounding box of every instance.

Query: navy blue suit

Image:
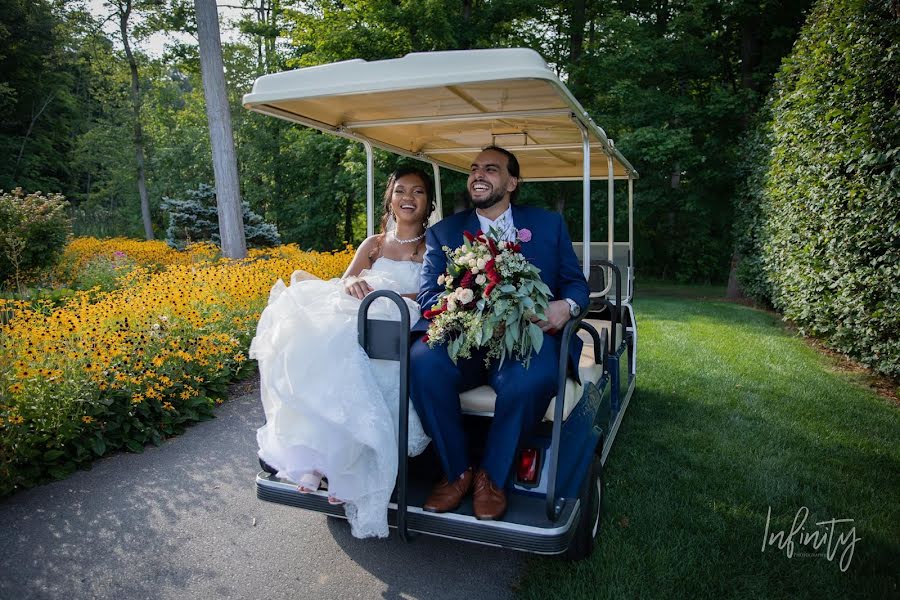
[410,204,589,486]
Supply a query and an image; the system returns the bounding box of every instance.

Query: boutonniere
[516,228,532,243]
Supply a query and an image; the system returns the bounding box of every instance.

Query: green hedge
[733,0,899,379]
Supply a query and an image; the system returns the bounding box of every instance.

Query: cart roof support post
[628,176,633,256]
[364,141,375,238]
[431,163,443,223]
[608,155,615,267]
[578,120,592,279]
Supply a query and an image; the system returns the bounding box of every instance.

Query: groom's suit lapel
[510,204,530,237]
[511,204,542,261]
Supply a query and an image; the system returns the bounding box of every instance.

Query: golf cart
[243,48,638,560]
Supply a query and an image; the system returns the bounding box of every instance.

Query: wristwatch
[564,298,580,317]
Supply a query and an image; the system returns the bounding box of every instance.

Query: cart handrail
[546,261,621,522]
[357,290,412,541]
[592,260,623,353]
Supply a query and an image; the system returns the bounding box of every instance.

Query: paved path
[0,375,522,600]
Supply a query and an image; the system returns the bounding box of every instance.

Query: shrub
[0,189,71,290]
[162,184,281,250]
[0,243,354,495]
[732,0,900,378]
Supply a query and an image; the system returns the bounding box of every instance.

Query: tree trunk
[740,13,762,93]
[118,0,155,240]
[726,253,742,300]
[344,194,353,244]
[460,0,473,49]
[265,0,276,71]
[567,0,587,95]
[14,93,54,179]
[195,0,247,258]
[725,8,763,299]
[255,0,264,73]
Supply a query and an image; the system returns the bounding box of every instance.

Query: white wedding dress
[250,257,431,539]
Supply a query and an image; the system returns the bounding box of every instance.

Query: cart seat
[459,320,612,422]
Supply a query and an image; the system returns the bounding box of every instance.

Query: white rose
[457,288,474,304]
[437,274,445,285]
[468,258,477,268]
[476,257,487,270]
[476,274,486,285]
[447,297,458,312]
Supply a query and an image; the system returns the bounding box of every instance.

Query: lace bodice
[365,257,422,295]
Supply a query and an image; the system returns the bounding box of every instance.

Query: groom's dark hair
[482,145,521,203]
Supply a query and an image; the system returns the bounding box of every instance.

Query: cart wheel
[565,454,603,561]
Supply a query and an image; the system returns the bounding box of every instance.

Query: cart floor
[256,471,580,554]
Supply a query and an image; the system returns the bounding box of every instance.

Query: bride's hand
[343,276,374,299]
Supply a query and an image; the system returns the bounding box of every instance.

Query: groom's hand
[533,300,571,334]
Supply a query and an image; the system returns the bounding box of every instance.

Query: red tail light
[516,448,540,484]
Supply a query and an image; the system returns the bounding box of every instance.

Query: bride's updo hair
[379,167,436,233]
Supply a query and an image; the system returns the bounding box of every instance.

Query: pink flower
[516,228,532,243]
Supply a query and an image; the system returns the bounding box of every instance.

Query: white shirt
[476,206,515,241]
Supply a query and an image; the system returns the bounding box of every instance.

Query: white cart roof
[243,48,637,181]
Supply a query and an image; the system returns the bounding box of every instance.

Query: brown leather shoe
[473,469,507,520]
[423,468,474,513]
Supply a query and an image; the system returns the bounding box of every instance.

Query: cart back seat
[572,241,633,303]
[460,318,619,422]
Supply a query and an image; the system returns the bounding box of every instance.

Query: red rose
[485,258,500,283]
[423,303,447,319]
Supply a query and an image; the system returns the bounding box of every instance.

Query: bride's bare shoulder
[358,234,385,261]
[343,234,386,278]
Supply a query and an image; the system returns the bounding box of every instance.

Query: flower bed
[0,238,353,495]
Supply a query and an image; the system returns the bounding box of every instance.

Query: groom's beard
[467,187,506,211]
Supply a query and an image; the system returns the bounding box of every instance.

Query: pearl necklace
[390,230,425,245]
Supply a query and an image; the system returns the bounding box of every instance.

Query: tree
[109,0,156,239]
[194,0,247,258]
[161,183,279,249]
[0,0,79,193]
[573,0,812,282]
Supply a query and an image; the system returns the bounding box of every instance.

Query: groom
[410,146,589,520]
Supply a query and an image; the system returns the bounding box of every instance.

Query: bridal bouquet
[423,227,552,367]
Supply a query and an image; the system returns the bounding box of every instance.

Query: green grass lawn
[517,287,899,599]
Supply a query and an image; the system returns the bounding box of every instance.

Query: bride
[250,167,434,539]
